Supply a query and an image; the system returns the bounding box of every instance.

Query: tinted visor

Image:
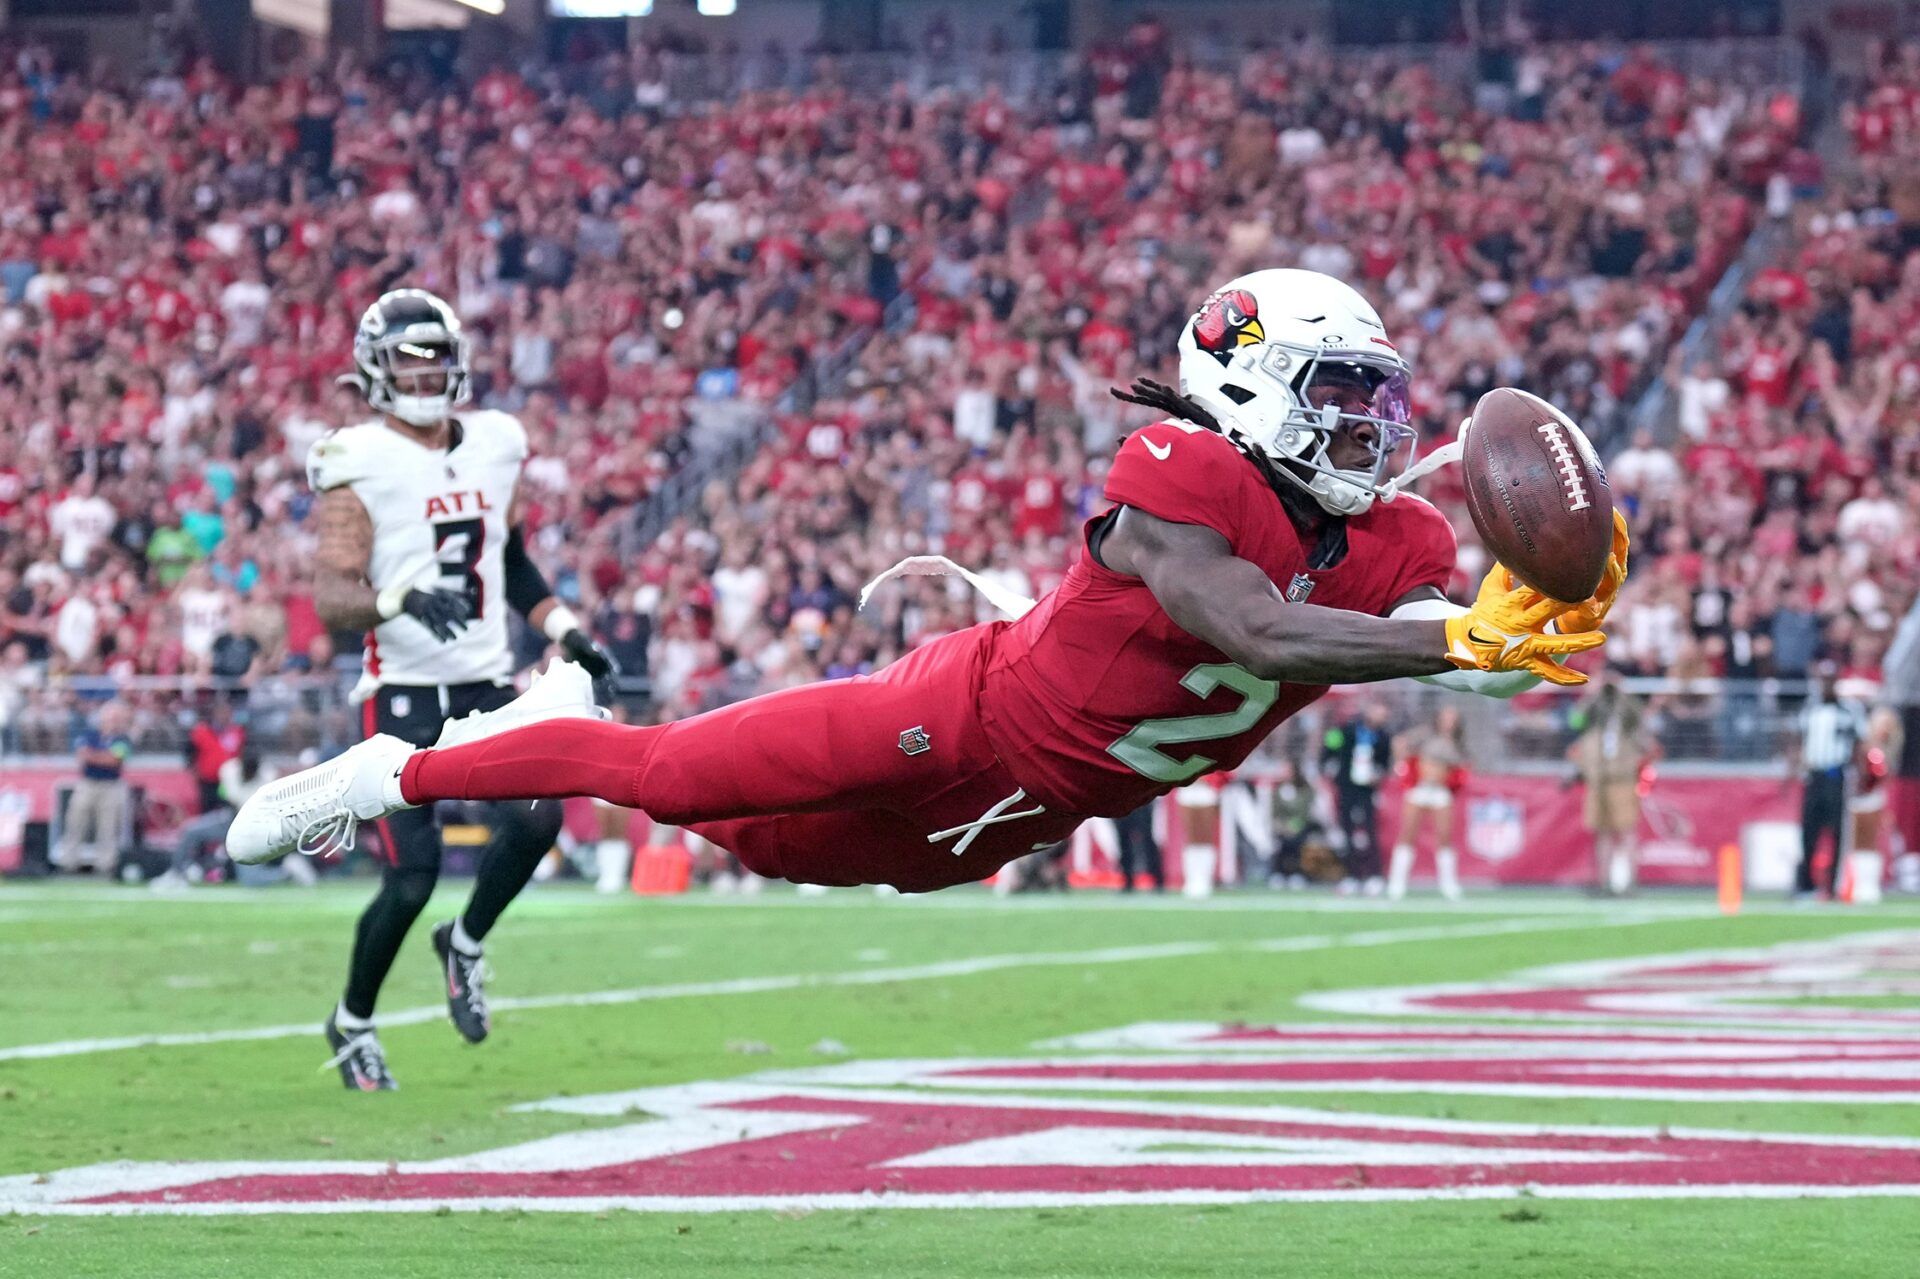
[1299,358,1416,484]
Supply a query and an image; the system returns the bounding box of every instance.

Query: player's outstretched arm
[1103,506,1455,685]
[1104,507,1599,687]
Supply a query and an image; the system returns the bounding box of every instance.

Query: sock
[1435,847,1461,898]
[1608,850,1634,895]
[402,719,660,808]
[334,1002,373,1033]
[398,691,873,828]
[596,839,632,892]
[449,917,483,957]
[1181,844,1217,895]
[1386,845,1414,899]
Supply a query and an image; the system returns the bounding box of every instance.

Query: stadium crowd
[0,27,1889,774]
[1595,40,1920,707]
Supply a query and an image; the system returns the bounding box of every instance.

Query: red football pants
[399,626,1081,891]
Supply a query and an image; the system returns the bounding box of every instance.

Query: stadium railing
[1,673,1811,774]
[629,37,1805,109]
[1324,675,1810,778]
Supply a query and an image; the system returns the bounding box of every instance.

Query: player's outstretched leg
[230,658,962,866]
[228,661,603,865]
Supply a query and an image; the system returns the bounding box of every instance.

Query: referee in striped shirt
[1793,666,1869,900]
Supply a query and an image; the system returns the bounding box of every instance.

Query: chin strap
[1378,419,1470,502]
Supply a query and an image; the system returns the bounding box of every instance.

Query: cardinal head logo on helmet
[1191,288,1265,364]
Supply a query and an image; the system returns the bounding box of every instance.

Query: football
[1460,386,1614,603]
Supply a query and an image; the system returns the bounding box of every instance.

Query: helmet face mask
[354,290,471,428]
[1280,355,1418,516]
[1176,269,1416,517]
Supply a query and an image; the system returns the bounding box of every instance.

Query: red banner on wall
[1406,774,1798,886]
[1082,773,1802,889]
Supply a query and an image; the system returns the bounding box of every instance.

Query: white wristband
[375,582,411,621]
[542,604,582,644]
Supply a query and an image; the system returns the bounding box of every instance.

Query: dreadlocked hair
[1109,377,1220,431]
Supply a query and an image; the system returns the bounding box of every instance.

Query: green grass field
[3,880,1918,1277]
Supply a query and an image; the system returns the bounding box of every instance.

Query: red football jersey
[979,421,1456,817]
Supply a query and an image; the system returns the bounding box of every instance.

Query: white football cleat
[433,659,607,748]
[226,734,415,865]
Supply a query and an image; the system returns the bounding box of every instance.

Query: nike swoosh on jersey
[1144,438,1172,461]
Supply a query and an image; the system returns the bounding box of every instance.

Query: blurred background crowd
[0,7,1917,889]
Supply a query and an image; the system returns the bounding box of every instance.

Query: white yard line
[18,1183,1920,1216]
[0,917,1646,1065]
[650,893,1920,919]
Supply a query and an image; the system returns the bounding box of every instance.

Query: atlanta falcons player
[235,270,1625,904]
[305,289,613,1090]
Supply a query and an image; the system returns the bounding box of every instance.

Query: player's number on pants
[1107,663,1279,785]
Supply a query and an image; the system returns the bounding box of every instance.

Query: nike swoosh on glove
[1443,583,1604,687]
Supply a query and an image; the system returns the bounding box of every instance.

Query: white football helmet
[351,289,471,427]
[1176,268,1415,517]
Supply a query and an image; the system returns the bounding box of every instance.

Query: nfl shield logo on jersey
[1285,574,1315,603]
[898,727,932,757]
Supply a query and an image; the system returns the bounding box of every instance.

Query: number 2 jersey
[978,420,1457,818]
[306,410,528,693]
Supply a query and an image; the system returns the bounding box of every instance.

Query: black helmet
[350,289,470,426]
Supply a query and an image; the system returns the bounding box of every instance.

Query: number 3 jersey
[306,410,528,693]
[978,421,1457,818]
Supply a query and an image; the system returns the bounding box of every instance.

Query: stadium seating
[0,32,1894,770]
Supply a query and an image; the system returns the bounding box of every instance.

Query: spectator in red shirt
[186,698,247,814]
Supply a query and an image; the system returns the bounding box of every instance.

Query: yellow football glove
[1475,509,1629,635]
[1443,580,1604,687]
[1557,510,1630,635]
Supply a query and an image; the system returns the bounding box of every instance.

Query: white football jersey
[307,410,528,693]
